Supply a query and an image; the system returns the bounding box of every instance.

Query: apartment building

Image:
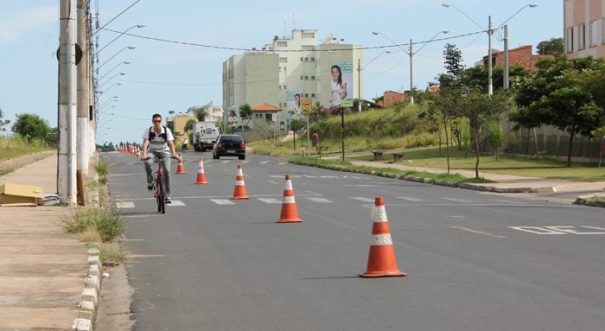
[222,29,362,123]
[564,0,605,59]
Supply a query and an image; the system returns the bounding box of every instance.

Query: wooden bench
[372,150,384,160]
[392,152,404,162]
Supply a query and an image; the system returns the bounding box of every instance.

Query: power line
[102,28,487,52]
[93,0,143,36]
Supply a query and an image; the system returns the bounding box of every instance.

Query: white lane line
[260,161,269,165]
[396,196,424,202]
[442,197,473,203]
[257,198,282,204]
[116,201,135,209]
[167,200,185,206]
[351,197,374,203]
[303,175,317,178]
[320,175,339,178]
[450,226,506,239]
[221,160,230,164]
[278,162,288,165]
[268,180,279,185]
[240,160,249,164]
[210,199,236,205]
[305,197,333,203]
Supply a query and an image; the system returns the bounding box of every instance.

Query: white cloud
[0,5,57,43]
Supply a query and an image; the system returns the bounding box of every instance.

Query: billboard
[329,61,353,110]
[286,90,302,116]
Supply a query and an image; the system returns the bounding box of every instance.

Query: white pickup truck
[192,121,221,152]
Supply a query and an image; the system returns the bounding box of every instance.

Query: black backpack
[148,126,168,142]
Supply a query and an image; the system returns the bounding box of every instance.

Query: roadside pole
[58,0,77,205]
[77,0,90,177]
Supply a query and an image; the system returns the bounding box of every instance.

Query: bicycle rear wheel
[156,176,166,214]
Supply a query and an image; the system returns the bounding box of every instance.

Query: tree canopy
[11,113,50,141]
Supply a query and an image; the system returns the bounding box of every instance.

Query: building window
[304,76,308,80]
[276,41,287,47]
[311,76,316,80]
[302,32,315,39]
[311,57,315,62]
[300,75,304,80]
[304,57,309,62]
[590,20,598,47]
[311,93,316,98]
[279,57,288,63]
[300,57,304,62]
[305,93,309,98]
[578,23,585,50]
[567,27,574,52]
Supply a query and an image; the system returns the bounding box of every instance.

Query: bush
[64,208,124,242]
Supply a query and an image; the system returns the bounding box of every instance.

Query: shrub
[64,208,124,242]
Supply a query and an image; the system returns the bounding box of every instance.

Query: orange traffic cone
[232,165,249,200]
[195,158,208,185]
[175,154,186,174]
[360,197,406,278]
[277,175,302,223]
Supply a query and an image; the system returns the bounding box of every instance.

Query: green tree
[188,106,207,122]
[512,56,605,166]
[11,113,50,141]
[0,108,10,132]
[184,119,197,132]
[239,104,252,124]
[463,65,528,93]
[536,37,564,56]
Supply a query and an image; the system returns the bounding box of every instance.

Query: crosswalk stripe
[396,196,424,202]
[167,200,185,206]
[116,201,135,209]
[210,199,235,205]
[305,197,333,203]
[257,198,282,204]
[351,197,374,203]
[441,197,473,203]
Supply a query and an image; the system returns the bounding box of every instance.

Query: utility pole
[488,15,493,96]
[58,0,77,205]
[409,38,414,104]
[77,0,90,176]
[503,24,509,90]
[357,58,361,112]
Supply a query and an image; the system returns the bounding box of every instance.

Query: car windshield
[220,136,242,143]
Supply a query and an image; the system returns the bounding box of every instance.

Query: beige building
[564,0,605,59]
[223,29,363,124]
[166,114,196,139]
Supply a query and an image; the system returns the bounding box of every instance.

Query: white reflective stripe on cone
[371,234,393,245]
[283,196,296,204]
[284,180,293,190]
[235,180,245,186]
[370,206,388,223]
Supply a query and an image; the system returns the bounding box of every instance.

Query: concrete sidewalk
[348,159,605,202]
[0,155,88,330]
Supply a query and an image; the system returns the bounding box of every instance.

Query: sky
[0,0,561,144]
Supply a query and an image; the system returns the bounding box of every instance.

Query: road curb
[72,247,102,331]
[573,195,605,208]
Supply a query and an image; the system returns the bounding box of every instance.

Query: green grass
[588,196,605,203]
[0,136,52,161]
[352,146,605,182]
[289,156,491,185]
[64,208,124,242]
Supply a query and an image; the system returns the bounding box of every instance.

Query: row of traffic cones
[178,157,405,278]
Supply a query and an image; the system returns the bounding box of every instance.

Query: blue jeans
[144,150,172,196]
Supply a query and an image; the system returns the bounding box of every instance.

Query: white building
[223,29,363,125]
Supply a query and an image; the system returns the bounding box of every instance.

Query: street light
[99,61,130,81]
[99,72,125,89]
[98,96,118,110]
[373,31,448,104]
[96,24,144,54]
[98,46,135,70]
[356,50,391,112]
[441,3,537,95]
[99,82,122,95]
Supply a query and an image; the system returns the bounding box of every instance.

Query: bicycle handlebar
[141,156,179,161]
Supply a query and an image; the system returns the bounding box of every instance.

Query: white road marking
[240,160,249,164]
[221,160,230,164]
[320,175,339,178]
[116,201,135,209]
[210,199,236,205]
[167,200,185,206]
[305,197,333,203]
[450,226,506,239]
[278,162,288,165]
[260,161,269,165]
[442,197,473,203]
[490,198,526,205]
[396,196,424,202]
[268,180,279,185]
[257,198,282,204]
[351,197,374,203]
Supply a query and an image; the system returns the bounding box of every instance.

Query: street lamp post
[441,3,537,95]
[97,46,135,70]
[372,31,447,104]
[99,61,130,81]
[96,24,144,54]
[98,72,125,89]
[99,82,122,95]
[357,50,391,112]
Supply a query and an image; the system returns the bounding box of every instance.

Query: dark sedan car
[212,134,246,160]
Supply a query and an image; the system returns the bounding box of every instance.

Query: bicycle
[142,155,177,214]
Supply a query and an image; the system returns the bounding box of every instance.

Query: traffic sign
[302,98,312,114]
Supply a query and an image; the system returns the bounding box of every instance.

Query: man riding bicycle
[141,113,181,204]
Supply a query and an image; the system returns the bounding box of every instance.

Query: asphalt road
[104,151,605,331]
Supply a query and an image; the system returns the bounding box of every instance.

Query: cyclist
[141,113,181,204]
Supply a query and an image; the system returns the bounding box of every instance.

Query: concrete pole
[487,15,493,96]
[77,0,90,175]
[503,24,509,90]
[357,58,362,112]
[409,38,414,104]
[58,0,77,205]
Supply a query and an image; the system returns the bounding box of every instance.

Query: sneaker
[165,196,172,204]
[147,183,154,191]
